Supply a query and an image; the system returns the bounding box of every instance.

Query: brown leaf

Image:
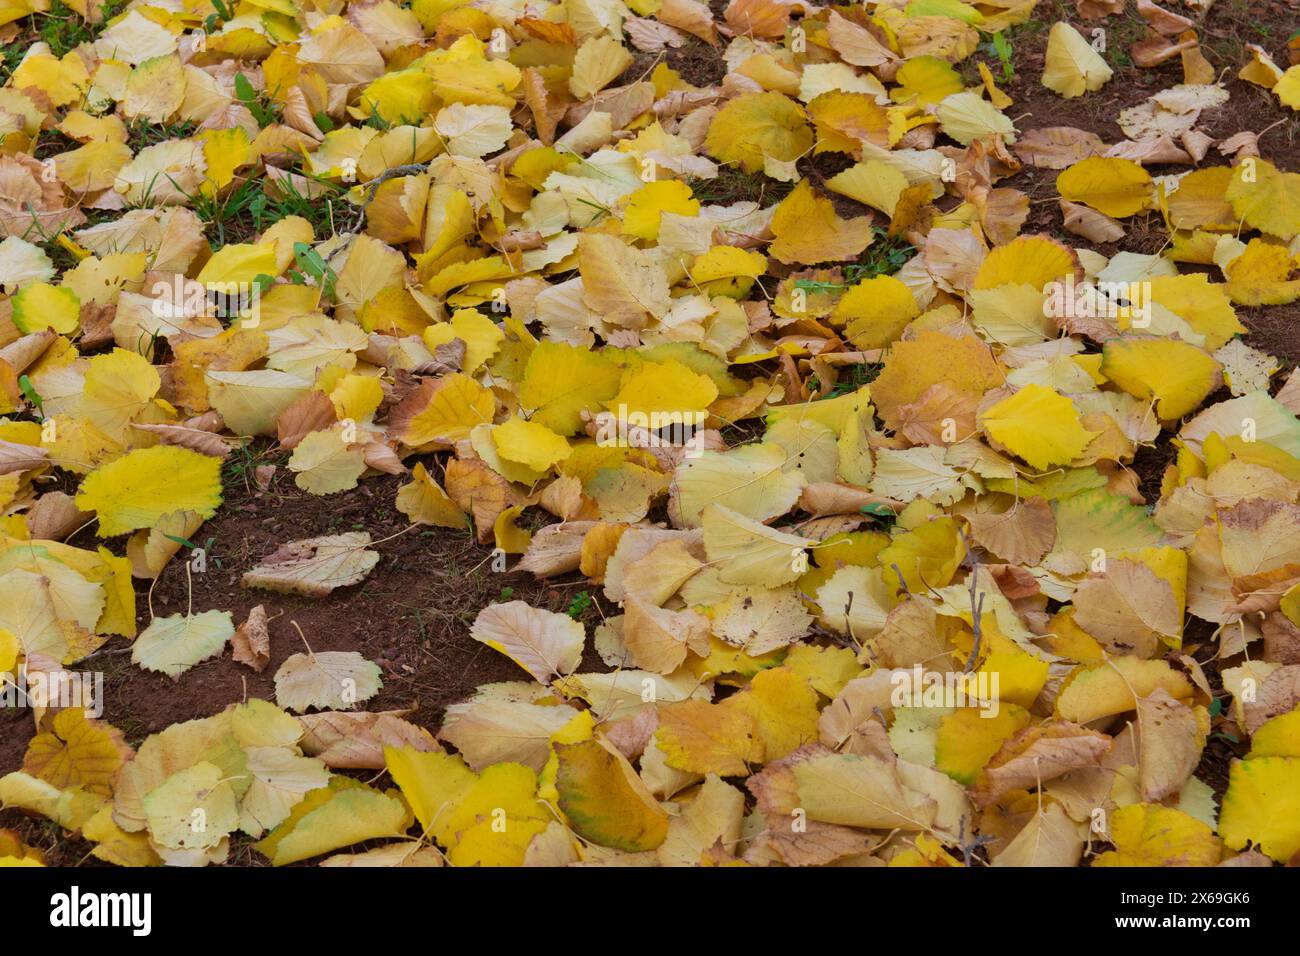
[1134,689,1204,801]
[1244,664,1300,735]
[445,457,516,544]
[131,422,236,459]
[1136,0,1196,35]
[1131,31,1199,68]
[25,491,90,541]
[659,0,719,44]
[231,605,271,672]
[973,723,1113,808]
[298,710,441,769]
[276,390,338,450]
[966,497,1057,566]
[723,0,788,39]
[1060,198,1126,243]
[1076,0,1125,18]
[0,437,48,475]
[1013,126,1108,169]
[1072,558,1181,658]
[826,10,901,69]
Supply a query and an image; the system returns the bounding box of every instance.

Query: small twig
[958,817,997,867]
[958,529,985,674]
[341,162,431,234]
[890,562,911,596]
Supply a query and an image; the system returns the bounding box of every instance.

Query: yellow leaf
[518,341,624,435]
[980,384,1098,471]
[356,69,438,126]
[123,55,185,123]
[568,35,633,100]
[607,358,718,420]
[492,505,532,554]
[1093,803,1221,866]
[207,370,313,437]
[1147,273,1244,350]
[388,373,496,447]
[807,90,890,153]
[673,443,805,527]
[1276,65,1300,110]
[1249,707,1300,758]
[769,180,874,265]
[11,282,79,335]
[791,750,935,830]
[826,159,911,216]
[492,416,571,471]
[1041,21,1113,98]
[1225,158,1300,240]
[132,610,234,677]
[80,348,161,445]
[82,805,162,867]
[0,627,17,673]
[76,446,223,537]
[655,699,761,777]
[957,627,1051,709]
[199,127,252,195]
[831,274,920,349]
[1055,658,1193,724]
[689,246,767,297]
[723,666,819,762]
[934,705,1031,785]
[878,515,965,594]
[384,747,546,865]
[53,138,133,193]
[395,462,468,529]
[554,738,669,851]
[329,373,384,422]
[142,762,238,850]
[257,783,410,866]
[704,91,813,174]
[288,428,366,495]
[422,309,505,374]
[1219,755,1300,862]
[1163,166,1236,232]
[935,90,1016,146]
[871,330,1005,432]
[891,55,963,105]
[1100,337,1221,420]
[621,180,699,241]
[22,708,124,797]
[195,242,279,287]
[11,51,89,107]
[383,748,474,841]
[469,600,584,684]
[578,233,672,329]
[701,502,812,586]
[1224,239,1300,306]
[433,103,512,158]
[973,234,1080,291]
[1057,157,1154,218]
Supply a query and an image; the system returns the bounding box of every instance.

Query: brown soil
[0,467,611,752]
[1,461,617,862]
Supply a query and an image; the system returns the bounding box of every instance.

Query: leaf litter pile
[0,0,1299,869]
